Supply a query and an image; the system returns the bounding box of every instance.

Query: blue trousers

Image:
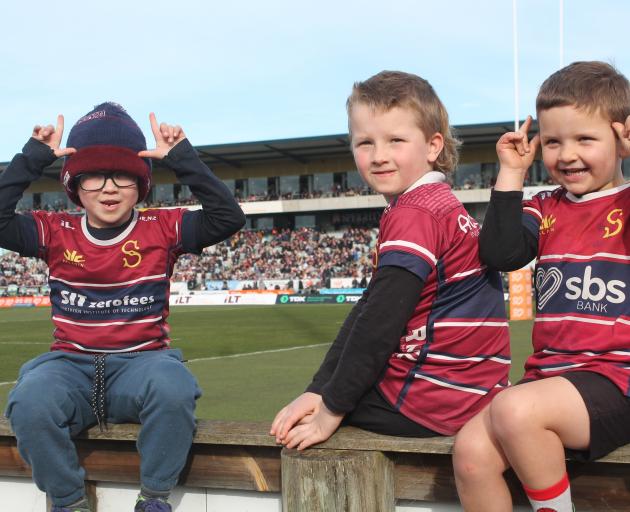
[5,349,201,507]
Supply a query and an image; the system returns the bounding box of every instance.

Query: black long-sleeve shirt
[307,265,424,414]
[0,138,245,256]
[478,189,538,271]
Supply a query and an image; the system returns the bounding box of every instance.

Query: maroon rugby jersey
[31,208,186,353]
[376,173,510,435]
[521,183,630,393]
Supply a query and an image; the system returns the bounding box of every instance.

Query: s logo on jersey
[122,240,142,268]
[539,215,556,235]
[603,208,623,239]
[63,249,85,267]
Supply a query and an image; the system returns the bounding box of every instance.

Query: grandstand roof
[0,119,537,178]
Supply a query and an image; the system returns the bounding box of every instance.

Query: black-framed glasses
[77,172,138,192]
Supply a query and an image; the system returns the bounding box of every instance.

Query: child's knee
[490,390,533,440]
[453,428,499,482]
[144,362,199,406]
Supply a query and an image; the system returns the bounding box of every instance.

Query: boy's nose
[558,143,578,163]
[371,144,389,165]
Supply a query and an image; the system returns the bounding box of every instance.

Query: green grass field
[0,305,534,422]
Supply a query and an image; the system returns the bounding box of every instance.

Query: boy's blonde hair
[346,70,460,173]
[536,61,630,122]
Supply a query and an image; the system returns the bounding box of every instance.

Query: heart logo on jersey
[535,267,563,310]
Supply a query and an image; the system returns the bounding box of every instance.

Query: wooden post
[281,448,394,512]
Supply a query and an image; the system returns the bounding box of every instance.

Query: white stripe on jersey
[446,266,486,281]
[539,363,586,372]
[543,348,630,357]
[539,252,630,262]
[426,353,511,364]
[523,206,542,219]
[379,240,437,265]
[52,316,162,327]
[59,339,160,353]
[535,315,620,326]
[434,321,509,327]
[49,273,167,288]
[413,373,488,395]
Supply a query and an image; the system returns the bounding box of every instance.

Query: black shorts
[343,386,441,438]
[560,371,630,461]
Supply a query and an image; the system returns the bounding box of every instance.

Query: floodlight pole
[512,0,520,131]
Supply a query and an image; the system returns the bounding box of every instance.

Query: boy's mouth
[100,200,120,210]
[560,167,589,177]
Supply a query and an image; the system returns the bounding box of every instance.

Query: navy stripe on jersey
[50,280,167,321]
[378,250,433,281]
[522,212,540,239]
[534,260,627,317]
[433,272,507,319]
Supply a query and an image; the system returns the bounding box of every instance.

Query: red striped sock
[523,473,572,512]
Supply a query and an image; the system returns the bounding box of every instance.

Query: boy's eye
[578,136,594,142]
[391,138,404,143]
[543,139,559,146]
[355,140,372,147]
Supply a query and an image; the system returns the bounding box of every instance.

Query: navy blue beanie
[61,102,151,206]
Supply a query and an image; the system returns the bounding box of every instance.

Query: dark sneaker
[134,495,172,512]
[51,505,91,512]
[51,497,91,512]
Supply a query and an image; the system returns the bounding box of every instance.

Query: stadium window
[453,163,482,189]
[255,216,274,230]
[41,191,68,211]
[299,174,313,197]
[153,184,175,205]
[280,175,299,199]
[248,177,267,199]
[347,170,370,194]
[295,214,316,229]
[480,163,498,188]
[267,176,279,199]
[234,178,248,200]
[333,172,347,194]
[313,172,333,196]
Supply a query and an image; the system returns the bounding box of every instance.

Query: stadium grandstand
[2,119,630,298]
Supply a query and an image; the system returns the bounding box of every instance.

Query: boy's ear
[427,132,444,164]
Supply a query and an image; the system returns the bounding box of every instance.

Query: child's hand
[138,112,186,160]
[494,116,540,191]
[612,115,630,158]
[270,392,322,444]
[32,115,76,158]
[282,402,344,451]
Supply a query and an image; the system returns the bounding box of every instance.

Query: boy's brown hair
[536,61,630,122]
[347,70,460,173]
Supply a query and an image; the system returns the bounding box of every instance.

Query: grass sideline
[0,305,534,421]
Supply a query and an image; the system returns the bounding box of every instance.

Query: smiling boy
[2,102,245,512]
[453,61,630,512]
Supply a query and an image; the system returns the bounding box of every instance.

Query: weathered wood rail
[1,417,629,511]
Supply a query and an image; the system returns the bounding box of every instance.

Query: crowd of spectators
[172,227,376,289]
[0,227,376,294]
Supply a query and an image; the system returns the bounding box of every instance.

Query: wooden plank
[2,417,629,463]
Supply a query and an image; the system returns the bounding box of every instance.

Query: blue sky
[1,0,627,161]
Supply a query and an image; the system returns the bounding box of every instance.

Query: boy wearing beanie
[2,102,245,512]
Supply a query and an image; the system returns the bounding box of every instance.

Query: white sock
[524,472,573,512]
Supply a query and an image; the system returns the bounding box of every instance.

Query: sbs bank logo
[536,265,626,312]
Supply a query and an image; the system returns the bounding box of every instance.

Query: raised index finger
[148,112,160,140]
[55,114,65,138]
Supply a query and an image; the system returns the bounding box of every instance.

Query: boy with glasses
[2,102,245,511]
